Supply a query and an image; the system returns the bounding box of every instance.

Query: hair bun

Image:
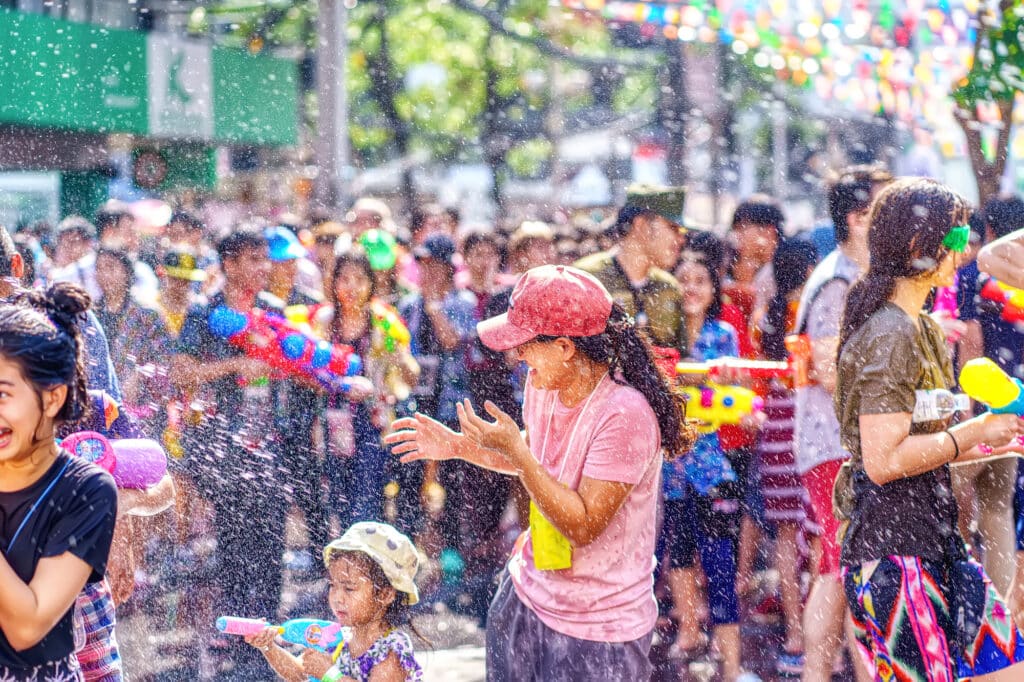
[13,283,91,332]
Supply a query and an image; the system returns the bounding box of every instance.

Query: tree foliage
[201,0,658,181]
[952,0,1024,203]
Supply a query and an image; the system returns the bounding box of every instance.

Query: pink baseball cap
[477,265,614,351]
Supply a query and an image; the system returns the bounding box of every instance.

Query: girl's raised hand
[457,400,525,457]
[385,413,465,463]
[244,625,278,652]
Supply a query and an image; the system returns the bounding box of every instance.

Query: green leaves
[953,0,1024,109]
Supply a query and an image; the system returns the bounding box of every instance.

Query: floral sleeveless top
[329,630,423,681]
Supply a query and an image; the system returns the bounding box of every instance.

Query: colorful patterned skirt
[844,555,1024,680]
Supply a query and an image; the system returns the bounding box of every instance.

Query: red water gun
[980,278,1024,324]
[208,306,362,392]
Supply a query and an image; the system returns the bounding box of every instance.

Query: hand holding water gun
[680,383,764,434]
[208,306,362,393]
[979,278,1024,324]
[958,358,1024,456]
[61,431,167,489]
[217,616,345,653]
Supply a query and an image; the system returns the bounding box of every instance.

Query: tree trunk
[957,97,1014,205]
[365,1,415,212]
[481,31,508,219]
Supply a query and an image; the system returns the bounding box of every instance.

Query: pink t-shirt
[508,373,662,642]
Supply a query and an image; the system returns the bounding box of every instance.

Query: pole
[771,97,787,200]
[315,0,350,209]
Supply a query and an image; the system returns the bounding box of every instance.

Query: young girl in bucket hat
[246,521,424,681]
[387,264,697,680]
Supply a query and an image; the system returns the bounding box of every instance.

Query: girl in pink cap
[387,264,697,680]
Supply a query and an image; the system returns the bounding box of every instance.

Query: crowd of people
[0,167,1023,681]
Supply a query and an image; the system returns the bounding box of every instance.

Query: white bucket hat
[323,522,420,605]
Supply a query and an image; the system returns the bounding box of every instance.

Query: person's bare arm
[978,229,1024,289]
[119,474,176,517]
[860,411,1024,485]
[170,354,268,392]
[0,553,94,651]
[810,336,839,394]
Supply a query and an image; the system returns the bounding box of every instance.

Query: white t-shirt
[793,249,862,474]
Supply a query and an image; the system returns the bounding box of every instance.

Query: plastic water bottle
[912,389,971,423]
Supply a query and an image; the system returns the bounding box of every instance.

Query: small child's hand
[301,649,337,678]
[244,625,278,653]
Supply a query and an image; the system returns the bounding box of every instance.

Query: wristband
[321,667,345,682]
[947,429,961,461]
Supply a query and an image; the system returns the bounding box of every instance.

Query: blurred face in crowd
[55,230,93,267]
[638,214,686,271]
[315,235,339,272]
[845,207,871,247]
[348,209,383,238]
[167,220,203,247]
[412,213,447,245]
[334,262,373,310]
[732,220,779,267]
[101,214,139,253]
[222,245,270,294]
[418,258,452,295]
[95,252,132,299]
[845,180,889,248]
[268,258,298,294]
[677,259,715,320]
[464,241,500,285]
[513,238,555,273]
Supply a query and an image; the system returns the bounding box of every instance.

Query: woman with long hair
[0,284,118,680]
[387,265,696,679]
[835,177,1024,679]
[325,248,418,529]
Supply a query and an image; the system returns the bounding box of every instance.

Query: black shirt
[0,452,117,669]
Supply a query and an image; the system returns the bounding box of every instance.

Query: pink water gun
[61,431,167,489]
[216,616,344,653]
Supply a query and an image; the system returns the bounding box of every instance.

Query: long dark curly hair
[839,177,970,354]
